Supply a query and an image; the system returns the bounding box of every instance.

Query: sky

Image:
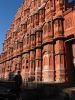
[0,0,24,53]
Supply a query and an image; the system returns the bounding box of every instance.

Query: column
[35,48,42,82]
[29,50,35,81]
[55,40,65,82]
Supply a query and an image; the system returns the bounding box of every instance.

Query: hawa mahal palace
[0,0,75,83]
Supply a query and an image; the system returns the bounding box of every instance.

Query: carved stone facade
[0,0,75,83]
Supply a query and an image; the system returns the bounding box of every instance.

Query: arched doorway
[65,38,75,82]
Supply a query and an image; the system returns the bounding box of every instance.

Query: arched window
[26,60,28,63]
[48,21,51,32]
[43,24,47,34]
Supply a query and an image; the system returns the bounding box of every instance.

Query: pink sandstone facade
[0,0,75,83]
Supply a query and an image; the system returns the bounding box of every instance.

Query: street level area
[0,81,75,100]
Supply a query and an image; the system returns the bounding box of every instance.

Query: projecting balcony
[6,52,12,60]
[6,54,10,60]
[42,34,53,45]
[18,42,23,54]
[30,42,36,50]
[23,43,30,53]
[13,26,19,33]
[21,18,27,25]
[53,16,64,40]
[55,49,65,55]
[13,49,17,57]
[1,52,7,61]
[36,36,42,48]
[21,20,27,32]
[54,31,64,38]
[8,53,13,59]
[0,58,4,63]
[36,42,42,48]
[7,48,13,59]
[16,47,23,55]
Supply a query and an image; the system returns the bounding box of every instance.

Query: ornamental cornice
[53,15,64,21]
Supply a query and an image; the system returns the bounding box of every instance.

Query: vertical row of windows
[30,8,45,28]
